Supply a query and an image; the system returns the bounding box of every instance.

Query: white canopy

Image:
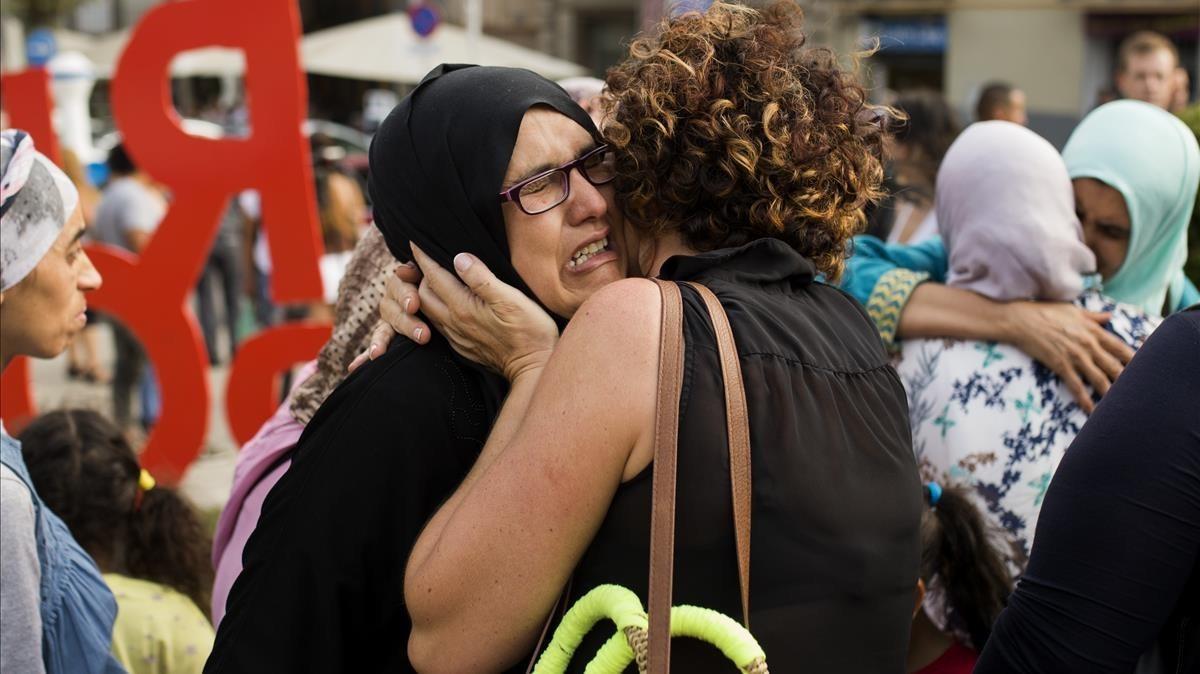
[300,14,588,83]
[52,28,246,78]
[51,14,586,83]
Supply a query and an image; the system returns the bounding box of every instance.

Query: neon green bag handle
[531,585,768,674]
[532,281,763,673]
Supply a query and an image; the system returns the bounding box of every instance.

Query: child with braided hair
[20,409,215,674]
[908,483,1015,674]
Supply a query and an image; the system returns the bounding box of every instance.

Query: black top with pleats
[559,238,922,673]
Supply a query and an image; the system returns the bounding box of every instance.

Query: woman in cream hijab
[898,120,1159,550]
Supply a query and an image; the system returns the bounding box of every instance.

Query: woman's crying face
[500,108,627,318]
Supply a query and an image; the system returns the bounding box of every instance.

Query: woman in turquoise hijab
[842,100,1200,411]
[1065,100,1199,316]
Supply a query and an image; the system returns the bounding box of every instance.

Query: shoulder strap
[647,279,753,674]
[685,282,752,629]
[648,279,685,674]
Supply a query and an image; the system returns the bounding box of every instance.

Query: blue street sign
[861,17,947,54]
[671,0,713,16]
[26,28,57,67]
[409,3,441,39]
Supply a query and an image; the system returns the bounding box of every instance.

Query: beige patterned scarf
[289,226,399,424]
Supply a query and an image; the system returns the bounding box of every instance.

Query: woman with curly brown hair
[399,3,921,672]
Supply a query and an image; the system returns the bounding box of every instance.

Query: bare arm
[899,283,1132,414]
[404,278,661,674]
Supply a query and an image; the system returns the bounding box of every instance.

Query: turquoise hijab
[1063,100,1200,316]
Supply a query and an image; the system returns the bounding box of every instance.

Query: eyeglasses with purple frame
[498,144,616,215]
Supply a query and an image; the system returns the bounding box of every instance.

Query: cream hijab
[937,121,1095,301]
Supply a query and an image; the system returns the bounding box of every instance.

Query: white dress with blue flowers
[897,290,1158,557]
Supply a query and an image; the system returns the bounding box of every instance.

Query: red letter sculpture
[99,0,324,482]
[0,68,60,433]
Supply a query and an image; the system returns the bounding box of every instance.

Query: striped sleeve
[866,268,930,348]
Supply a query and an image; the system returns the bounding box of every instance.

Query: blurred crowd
[1,5,1198,674]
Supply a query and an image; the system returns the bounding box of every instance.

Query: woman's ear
[913,578,927,619]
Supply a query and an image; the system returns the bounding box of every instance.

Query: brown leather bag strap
[647,278,685,674]
[685,281,752,629]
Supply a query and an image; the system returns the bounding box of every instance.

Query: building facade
[433,0,1198,144]
[12,0,1197,142]
[830,0,1199,146]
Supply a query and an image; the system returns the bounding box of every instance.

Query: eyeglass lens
[517,149,616,215]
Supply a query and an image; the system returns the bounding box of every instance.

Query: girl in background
[20,409,215,674]
[909,483,1015,674]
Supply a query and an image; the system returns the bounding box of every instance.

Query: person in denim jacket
[0,129,123,674]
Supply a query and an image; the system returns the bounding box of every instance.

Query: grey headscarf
[1,129,79,291]
[937,121,1095,301]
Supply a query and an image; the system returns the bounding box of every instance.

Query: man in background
[92,144,166,434]
[1115,31,1185,112]
[976,81,1028,125]
[196,201,245,365]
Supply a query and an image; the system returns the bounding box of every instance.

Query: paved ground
[28,322,238,513]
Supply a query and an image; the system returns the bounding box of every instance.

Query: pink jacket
[210,361,316,625]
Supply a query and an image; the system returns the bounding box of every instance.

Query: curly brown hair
[603,1,885,280]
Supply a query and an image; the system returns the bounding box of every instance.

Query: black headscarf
[368,64,598,316]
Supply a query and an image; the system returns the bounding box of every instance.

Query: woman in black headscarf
[204,64,624,673]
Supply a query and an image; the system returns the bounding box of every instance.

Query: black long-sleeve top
[205,335,509,673]
[975,306,1200,674]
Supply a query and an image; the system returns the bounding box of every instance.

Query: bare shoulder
[560,277,662,388]
[550,279,664,379]
[563,278,663,346]
[532,279,661,481]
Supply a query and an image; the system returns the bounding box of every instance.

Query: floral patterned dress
[896,290,1158,557]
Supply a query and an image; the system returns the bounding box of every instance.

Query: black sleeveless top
[560,239,922,673]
